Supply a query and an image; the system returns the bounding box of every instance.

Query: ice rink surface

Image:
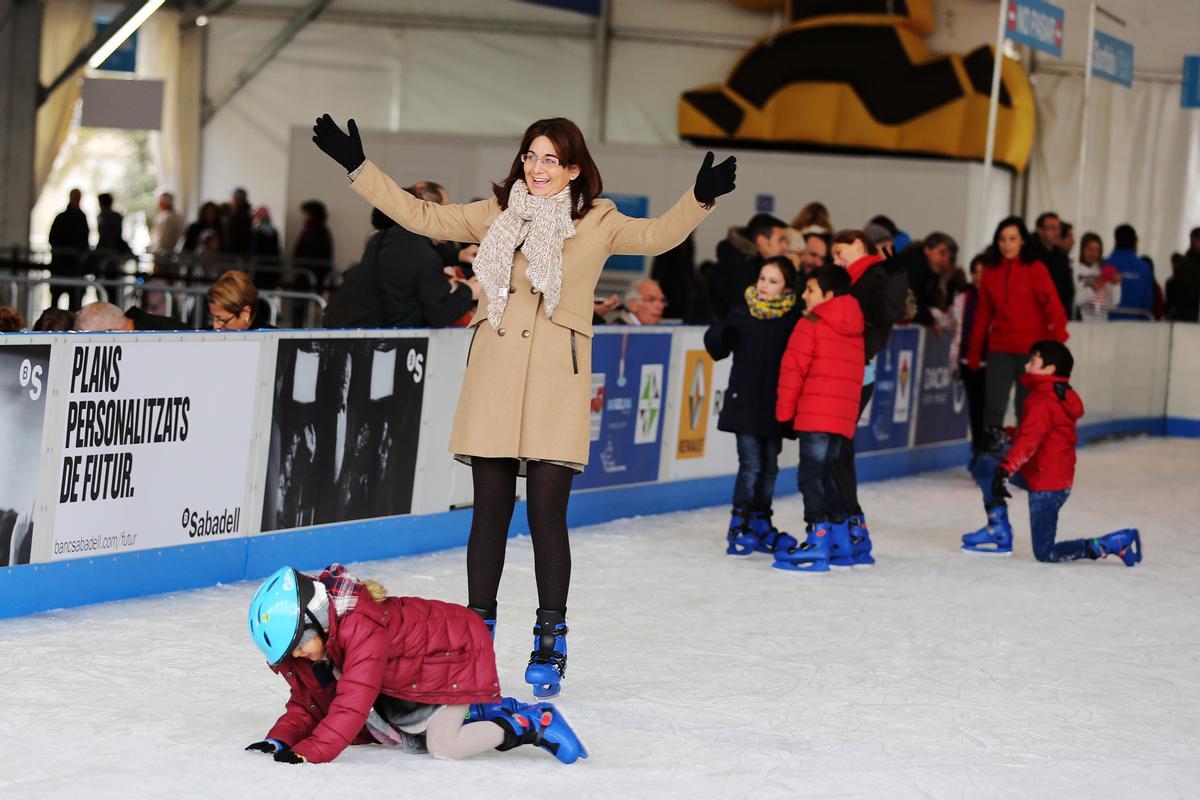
[2,437,1198,799]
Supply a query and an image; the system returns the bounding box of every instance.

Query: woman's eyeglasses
[520,152,563,169]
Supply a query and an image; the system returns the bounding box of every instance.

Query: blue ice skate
[772,523,831,572]
[828,520,855,569]
[465,695,523,724]
[961,504,1013,555]
[848,515,876,567]
[750,509,798,554]
[525,609,567,698]
[726,506,758,556]
[1092,528,1142,567]
[492,701,588,764]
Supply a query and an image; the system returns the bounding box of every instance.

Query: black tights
[466,457,574,614]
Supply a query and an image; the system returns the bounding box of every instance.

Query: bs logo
[19,358,43,401]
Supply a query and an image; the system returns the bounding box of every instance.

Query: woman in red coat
[245,564,586,764]
[966,216,1068,450]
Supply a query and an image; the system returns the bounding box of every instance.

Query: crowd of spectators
[9,179,1200,339]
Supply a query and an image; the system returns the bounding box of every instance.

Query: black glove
[273,748,307,764]
[312,114,365,174]
[245,739,284,754]
[693,151,737,206]
[991,467,1012,502]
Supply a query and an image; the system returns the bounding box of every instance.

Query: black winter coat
[1030,239,1074,321]
[708,232,761,323]
[850,257,910,362]
[349,224,473,329]
[704,300,801,438]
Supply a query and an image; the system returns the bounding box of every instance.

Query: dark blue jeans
[971,457,1093,562]
[797,432,846,524]
[733,434,782,510]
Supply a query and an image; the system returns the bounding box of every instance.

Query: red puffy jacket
[967,257,1068,369]
[776,294,866,439]
[266,592,501,763]
[1000,373,1084,491]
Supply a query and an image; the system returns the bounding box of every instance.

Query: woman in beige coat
[313,115,736,697]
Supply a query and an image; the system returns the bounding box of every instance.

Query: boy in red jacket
[962,342,1141,565]
[774,266,865,572]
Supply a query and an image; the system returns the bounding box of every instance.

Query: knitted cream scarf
[472,180,576,328]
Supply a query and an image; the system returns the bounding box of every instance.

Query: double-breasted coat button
[521,329,531,338]
[497,327,506,337]
[508,285,516,294]
[530,286,539,294]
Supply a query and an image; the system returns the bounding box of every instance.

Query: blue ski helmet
[248,566,317,664]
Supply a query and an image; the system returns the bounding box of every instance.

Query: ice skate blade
[772,559,829,573]
[961,546,1012,557]
[851,561,876,569]
[530,683,561,699]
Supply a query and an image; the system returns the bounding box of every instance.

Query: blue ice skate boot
[961,504,1013,555]
[828,520,855,569]
[848,515,876,567]
[525,609,567,699]
[491,701,588,764]
[469,605,497,639]
[749,509,798,554]
[772,523,831,572]
[1090,528,1142,567]
[726,505,758,556]
[465,695,523,724]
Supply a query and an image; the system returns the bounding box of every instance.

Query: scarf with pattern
[472,180,577,328]
[745,286,797,320]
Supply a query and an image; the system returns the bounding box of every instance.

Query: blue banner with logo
[602,194,649,273]
[1005,0,1065,58]
[575,332,672,490]
[913,332,971,446]
[854,327,919,453]
[1183,56,1200,109]
[1092,30,1134,88]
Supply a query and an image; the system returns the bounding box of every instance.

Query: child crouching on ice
[245,563,586,764]
[962,341,1141,565]
[704,256,803,556]
[773,266,866,572]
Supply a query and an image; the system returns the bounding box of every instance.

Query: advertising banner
[1182,55,1200,109]
[50,341,260,560]
[576,332,671,490]
[0,344,52,566]
[675,349,713,460]
[665,330,741,481]
[913,331,970,446]
[855,327,919,453]
[262,337,428,532]
[1005,0,1065,58]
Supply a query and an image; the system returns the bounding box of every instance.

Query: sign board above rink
[1092,30,1134,88]
[1005,0,1065,58]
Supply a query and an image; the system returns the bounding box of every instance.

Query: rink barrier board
[1,323,1198,619]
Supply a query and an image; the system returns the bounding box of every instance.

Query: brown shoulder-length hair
[492,118,602,220]
[832,229,878,255]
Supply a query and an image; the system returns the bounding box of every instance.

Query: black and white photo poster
[50,341,261,559]
[0,344,51,566]
[261,337,427,532]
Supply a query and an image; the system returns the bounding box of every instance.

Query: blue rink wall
[2,322,1197,619]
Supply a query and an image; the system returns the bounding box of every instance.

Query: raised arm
[312,114,495,242]
[606,151,736,256]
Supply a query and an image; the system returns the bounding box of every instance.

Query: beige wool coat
[350,160,712,466]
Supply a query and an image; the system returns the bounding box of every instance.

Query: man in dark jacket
[891,232,957,326]
[349,183,478,328]
[48,188,90,309]
[708,213,788,322]
[1030,212,1073,319]
[93,192,132,279]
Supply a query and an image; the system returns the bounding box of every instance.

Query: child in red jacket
[774,266,865,572]
[962,342,1141,565]
[245,564,586,764]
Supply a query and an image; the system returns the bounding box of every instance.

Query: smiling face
[831,240,866,268]
[523,135,580,197]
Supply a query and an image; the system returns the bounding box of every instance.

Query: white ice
[2,437,1198,799]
